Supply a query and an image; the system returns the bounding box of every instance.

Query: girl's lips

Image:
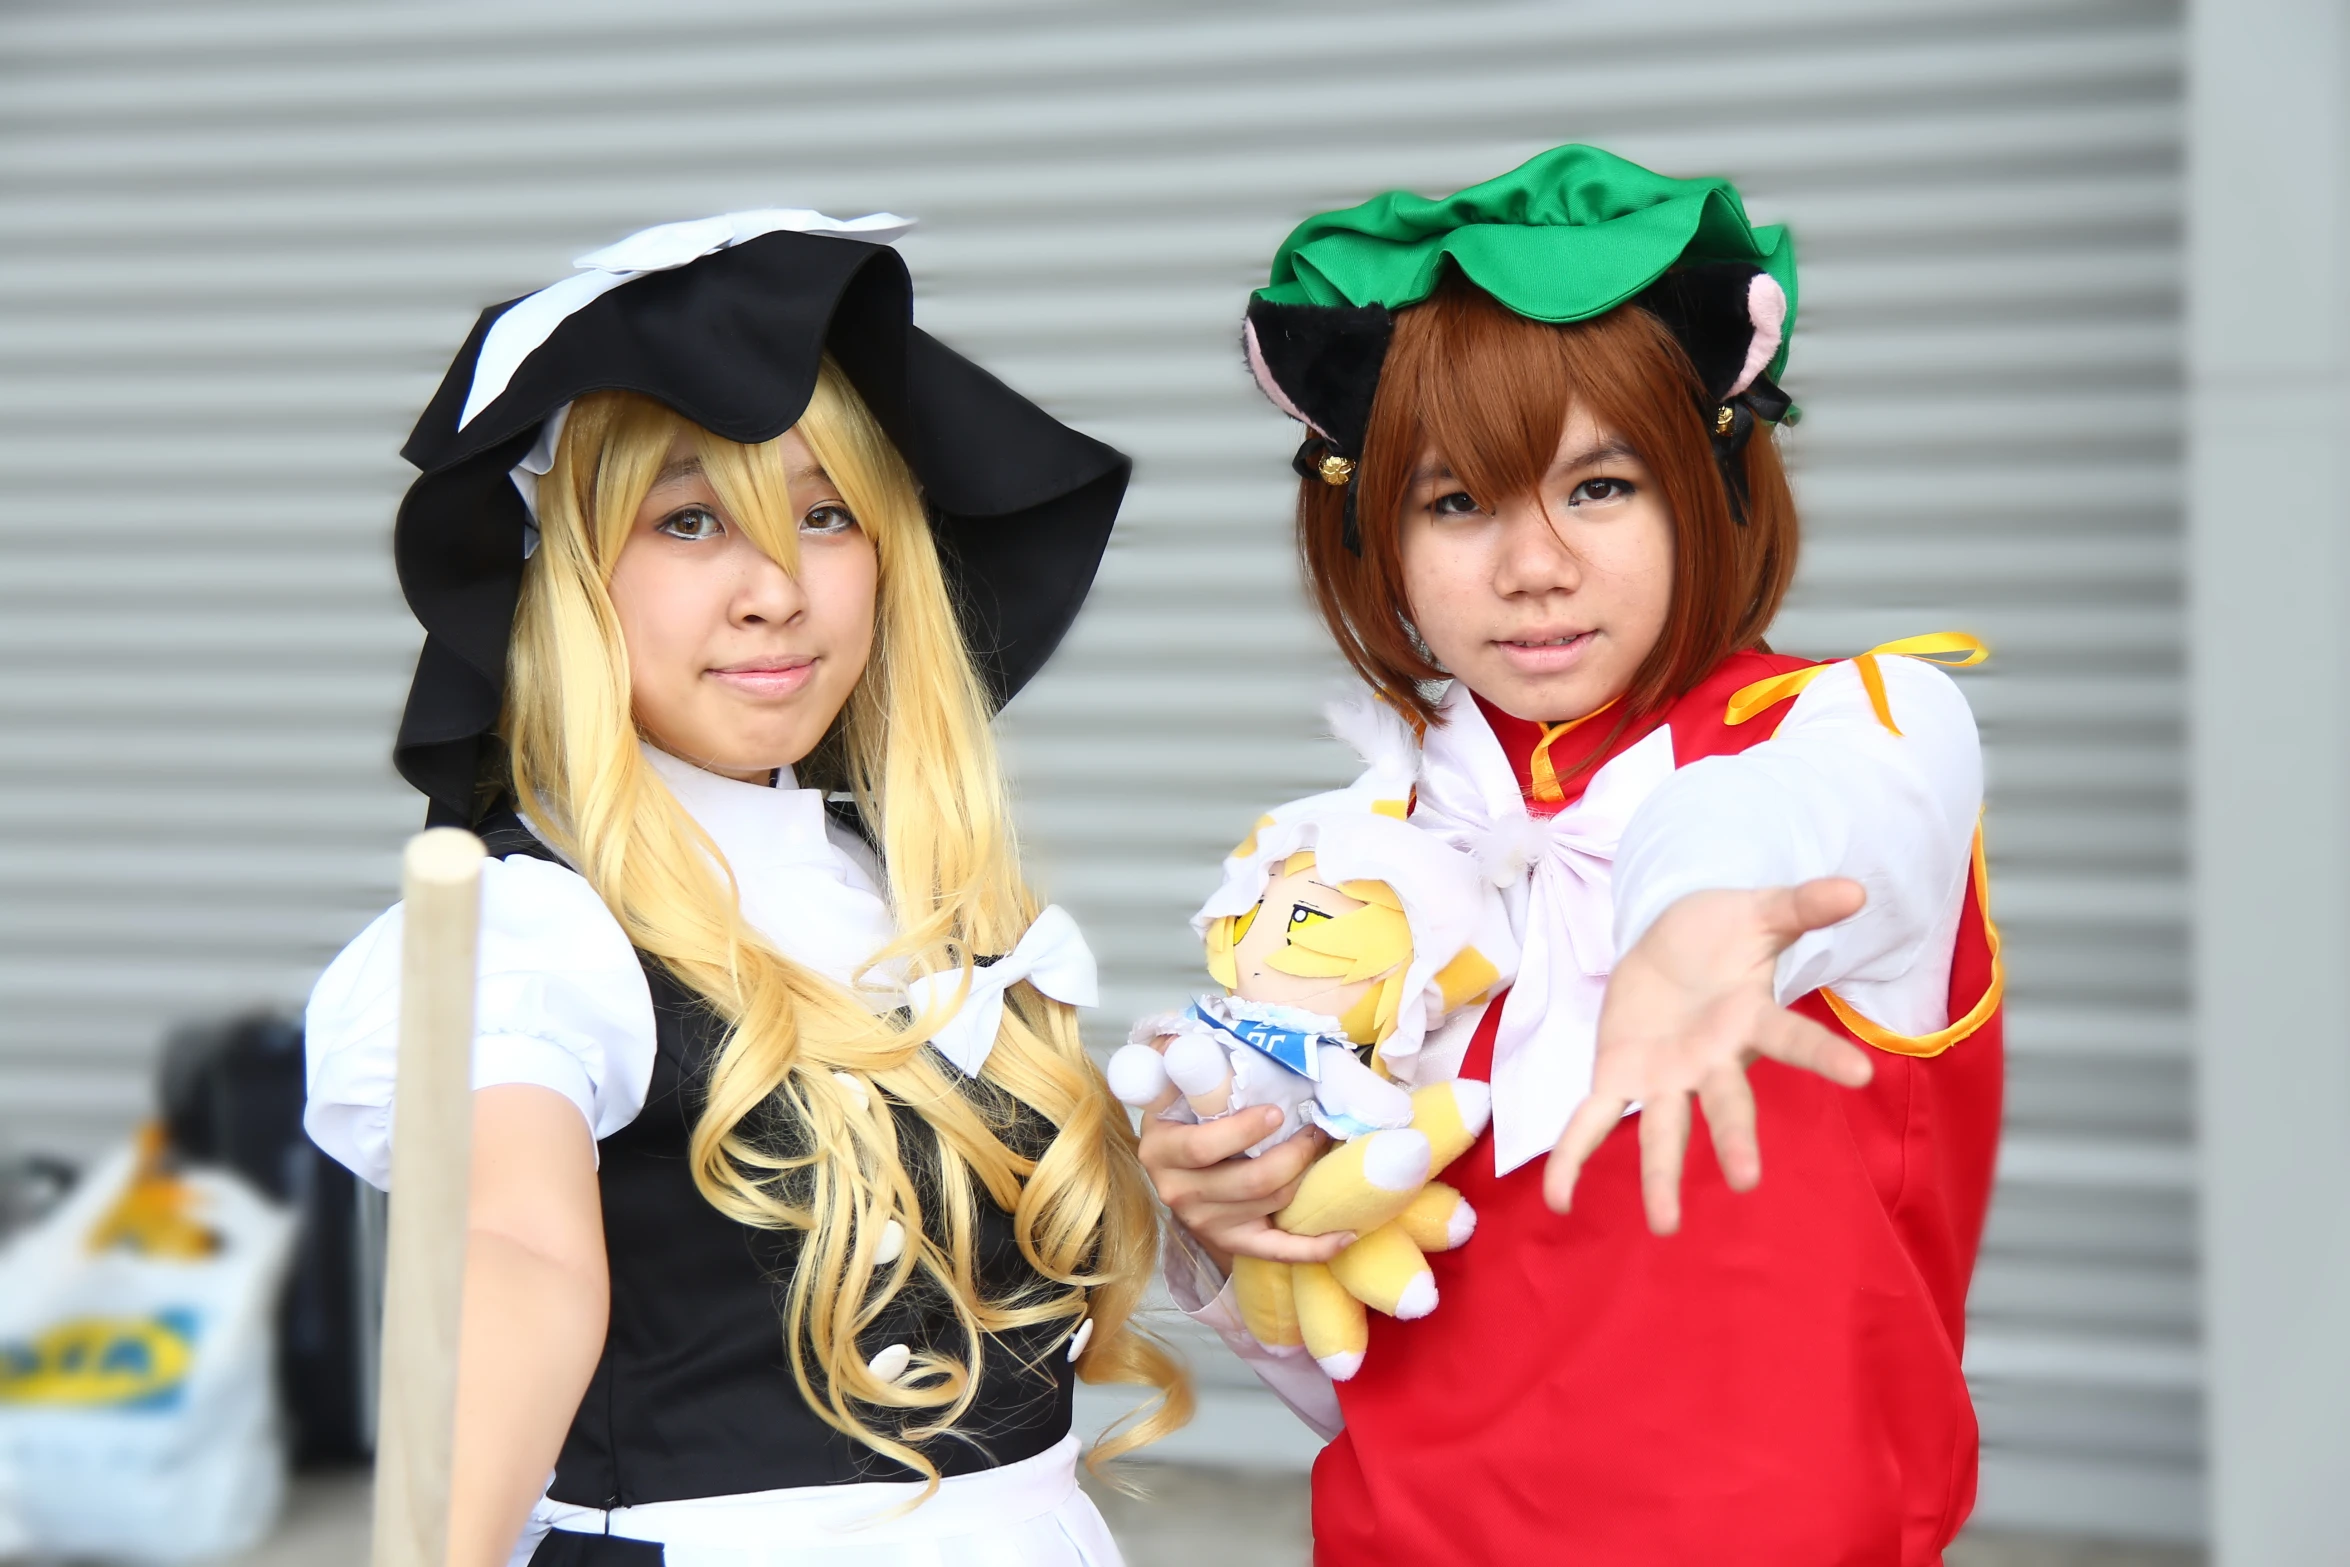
[707,659,816,698]
[1494,630,1597,675]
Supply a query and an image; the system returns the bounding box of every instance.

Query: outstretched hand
[1543,878,1876,1234]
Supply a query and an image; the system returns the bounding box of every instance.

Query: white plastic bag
[0,1129,297,1562]
[0,1448,27,1558]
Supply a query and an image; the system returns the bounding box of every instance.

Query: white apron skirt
[512,1434,1123,1566]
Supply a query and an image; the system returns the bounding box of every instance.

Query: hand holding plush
[1114,696,1518,1379]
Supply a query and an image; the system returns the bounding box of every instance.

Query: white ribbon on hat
[508,402,570,555]
[905,905,1099,1077]
[1412,686,1678,1174]
[459,207,917,431]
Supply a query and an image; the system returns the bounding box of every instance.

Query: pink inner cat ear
[1244,316,1324,434]
[1728,273,1787,397]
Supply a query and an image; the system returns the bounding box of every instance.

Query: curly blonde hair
[500,366,1189,1488]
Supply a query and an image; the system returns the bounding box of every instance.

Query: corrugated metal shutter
[0,0,2191,1542]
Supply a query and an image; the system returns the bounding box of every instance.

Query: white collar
[519,747,1094,1067]
[638,745,870,887]
[638,744,901,1000]
[639,745,1098,1074]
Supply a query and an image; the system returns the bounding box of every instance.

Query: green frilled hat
[1243,144,1797,538]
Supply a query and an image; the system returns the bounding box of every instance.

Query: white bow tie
[1415,694,1678,1174]
[460,207,916,429]
[1472,805,1632,979]
[904,906,1100,1077]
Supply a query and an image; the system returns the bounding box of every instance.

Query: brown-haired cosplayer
[1145,147,2004,1567]
[1301,278,1797,749]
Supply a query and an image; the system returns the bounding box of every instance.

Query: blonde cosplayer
[500,367,1188,1483]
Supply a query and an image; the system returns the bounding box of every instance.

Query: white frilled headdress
[1191,694,1518,1078]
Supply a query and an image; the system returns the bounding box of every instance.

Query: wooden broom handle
[372,828,486,1567]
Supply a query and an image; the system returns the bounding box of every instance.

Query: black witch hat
[392,213,1130,827]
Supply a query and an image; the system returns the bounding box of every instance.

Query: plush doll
[1111,698,1514,1378]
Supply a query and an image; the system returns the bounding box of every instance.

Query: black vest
[477,812,1077,1508]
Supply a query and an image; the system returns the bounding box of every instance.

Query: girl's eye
[1429,490,1483,518]
[1288,904,1332,931]
[654,506,725,541]
[1569,477,1634,505]
[802,503,858,536]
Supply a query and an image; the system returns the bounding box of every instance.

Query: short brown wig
[1299,276,1798,733]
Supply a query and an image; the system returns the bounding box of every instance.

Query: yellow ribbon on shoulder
[1726,632,1999,1057]
[1720,634,1992,1052]
[1726,632,1988,735]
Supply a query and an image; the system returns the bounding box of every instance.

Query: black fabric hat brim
[392,229,1128,826]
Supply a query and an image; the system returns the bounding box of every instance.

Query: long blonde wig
[500,366,1189,1484]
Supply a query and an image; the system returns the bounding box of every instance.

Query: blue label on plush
[1187,1001,1324,1078]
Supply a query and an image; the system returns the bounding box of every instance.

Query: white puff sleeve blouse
[301,741,1102,1195]
[304,851,657,1191]
[1613,653,1984,1037]
[303,745,907,1192]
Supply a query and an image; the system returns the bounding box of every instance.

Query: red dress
[1310,651,2004,1566]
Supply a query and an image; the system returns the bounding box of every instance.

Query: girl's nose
[1492,500,1581,596]
[732,544,807,625]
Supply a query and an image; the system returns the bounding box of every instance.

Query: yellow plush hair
[1204,850,1412,1045]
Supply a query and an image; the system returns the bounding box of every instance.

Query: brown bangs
[1298,274,1798,733]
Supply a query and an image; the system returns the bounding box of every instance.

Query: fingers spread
[1754,1007,1874,1088]
[1637,1094,1692,1235]
[1544,1093,1627,1214]
[1696,1068,1760,1192]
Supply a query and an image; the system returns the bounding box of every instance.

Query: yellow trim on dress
[1528,697,1622,804]
[1725,633,2000,1058]
[1820,826,2003,1059]
[1725,633,1988,735]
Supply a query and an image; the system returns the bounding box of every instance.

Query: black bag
[158,1012,373,1466]
[0,1153,76,1243]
